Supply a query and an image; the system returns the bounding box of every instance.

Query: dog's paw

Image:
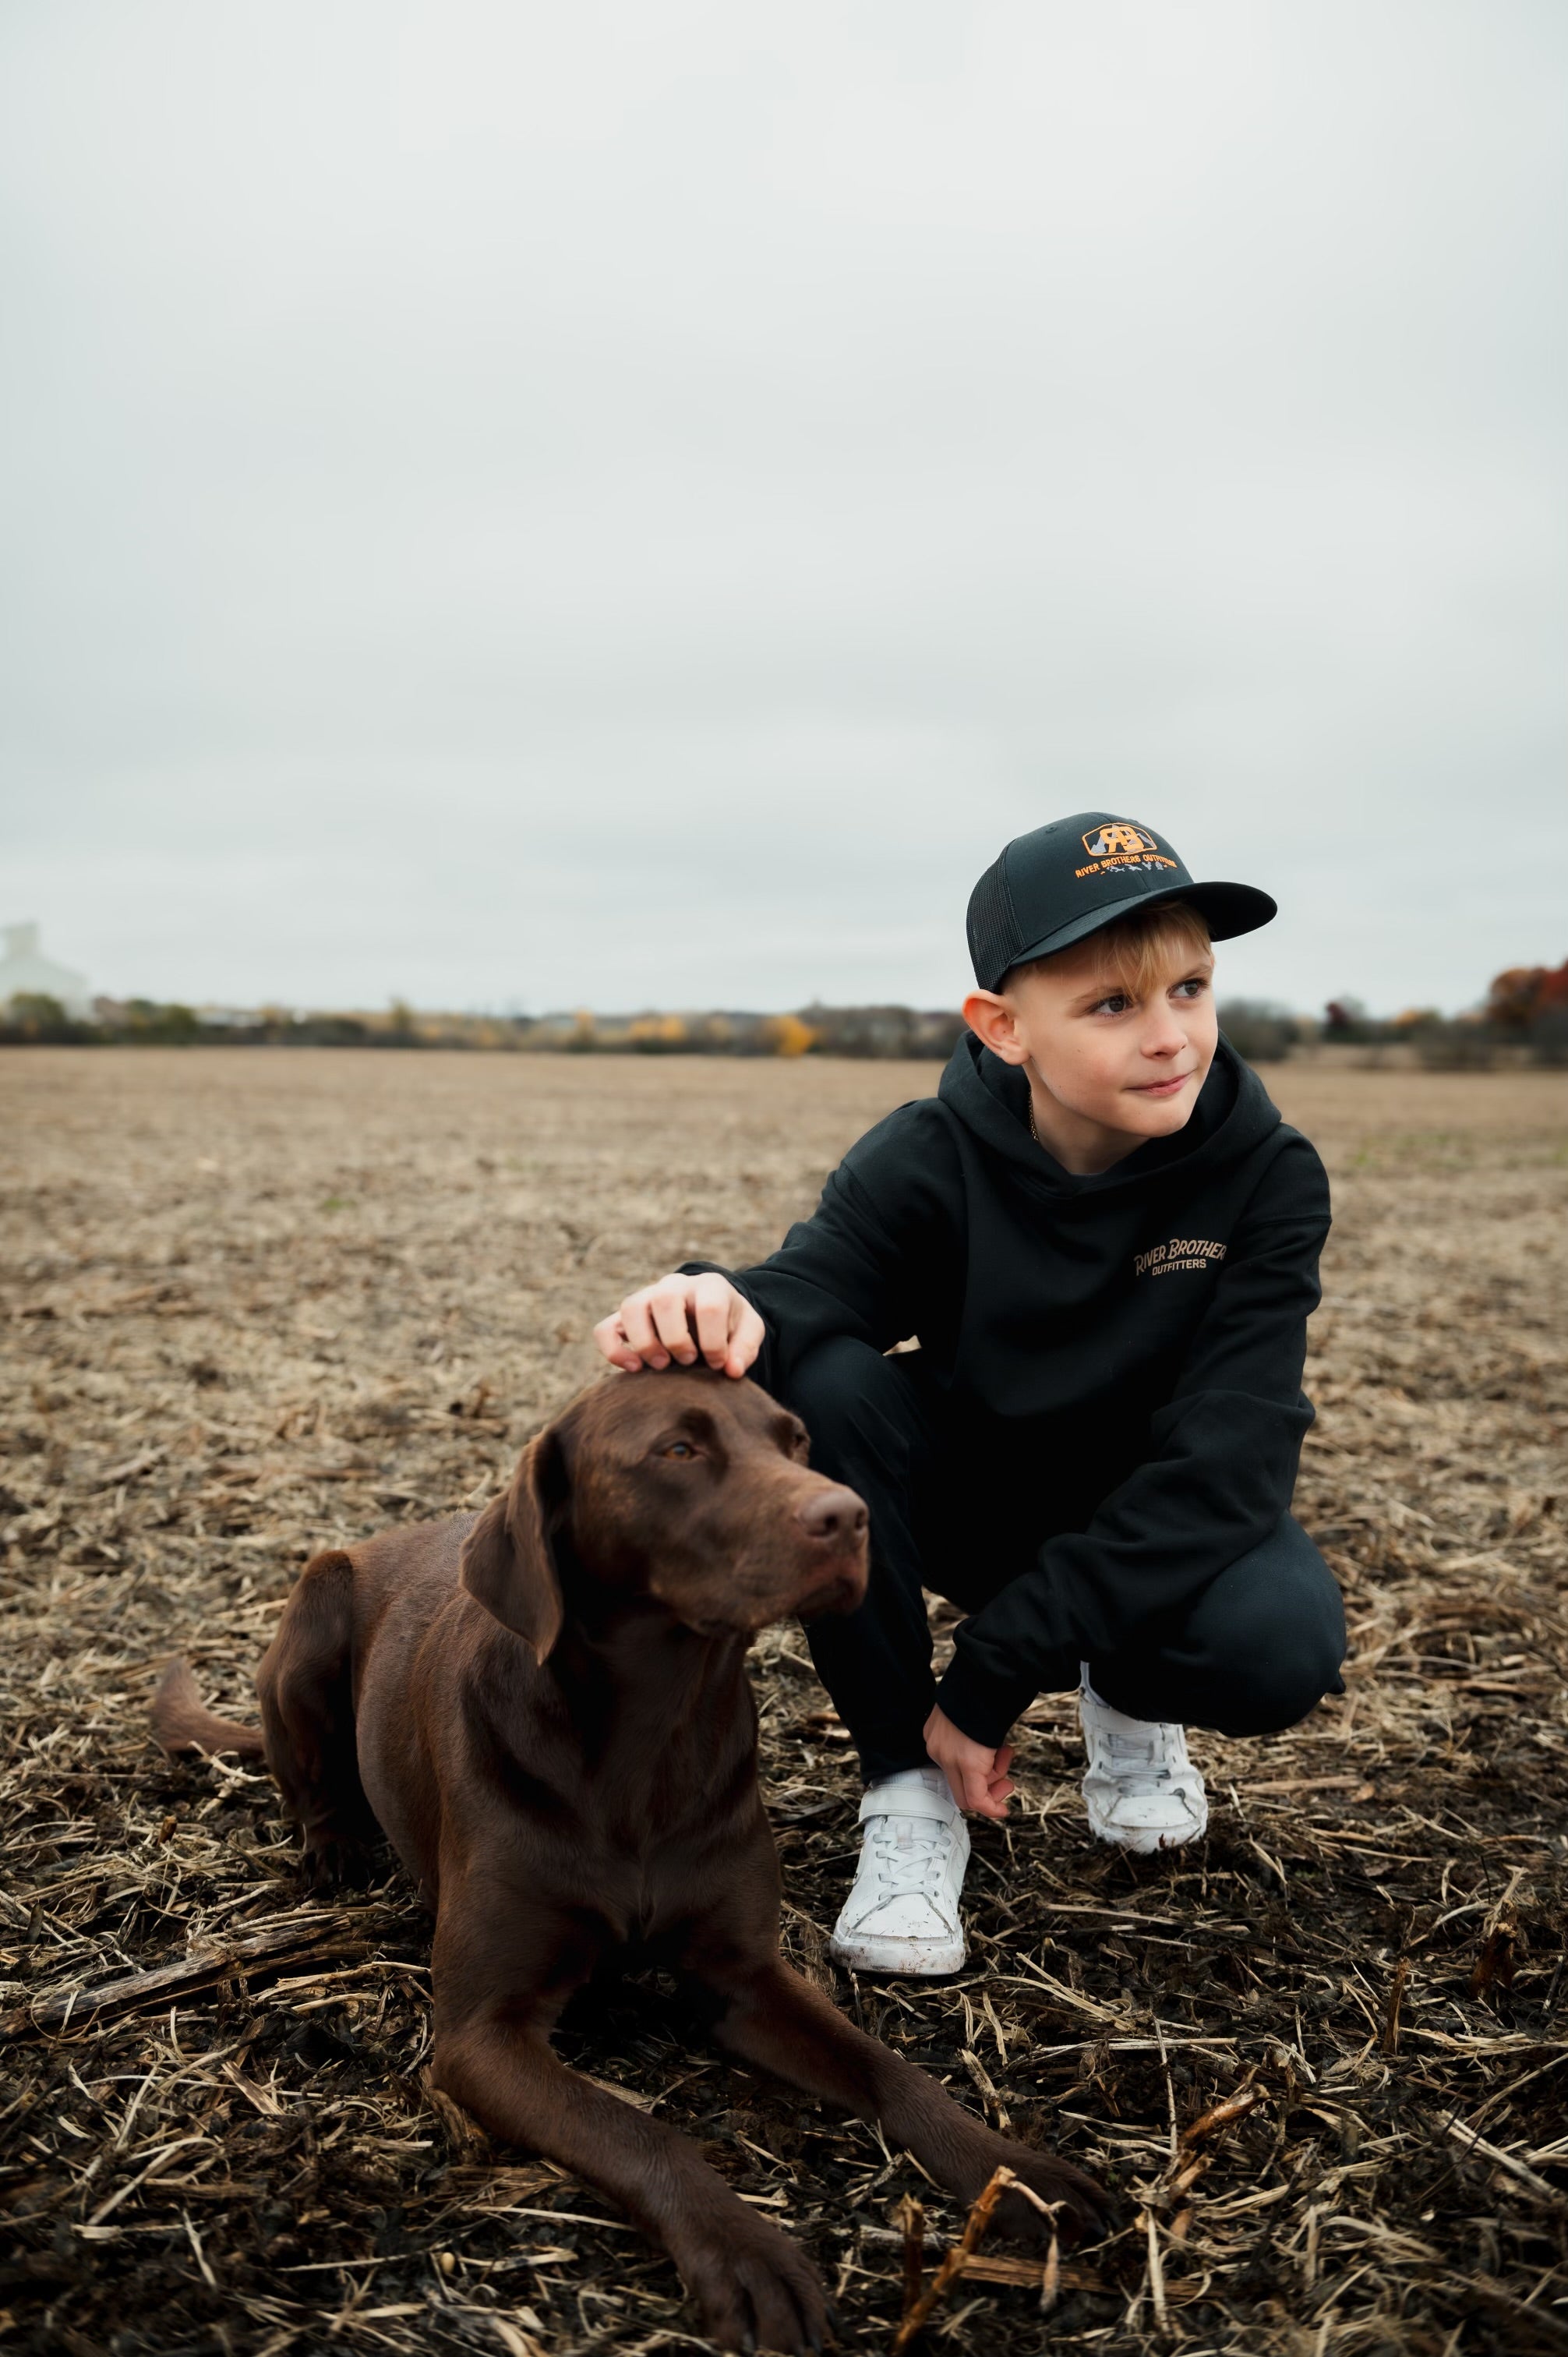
[676,2212,831,2354]
[986,2144,1116,2252]
[301,1835,374,1894]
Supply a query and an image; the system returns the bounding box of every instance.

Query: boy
[594,813,1346,1975]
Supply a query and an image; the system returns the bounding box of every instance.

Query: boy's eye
[1173,977,1209,1000]
[1092,994,1131,1016]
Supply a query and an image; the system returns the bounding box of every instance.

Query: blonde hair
[1017,900,1212,1001]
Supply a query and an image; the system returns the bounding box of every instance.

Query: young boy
[594,812,1346,1975]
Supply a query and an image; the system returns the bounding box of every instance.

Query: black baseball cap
[966,811,1277,993]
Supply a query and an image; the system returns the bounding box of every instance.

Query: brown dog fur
[154,1366,1107,2352]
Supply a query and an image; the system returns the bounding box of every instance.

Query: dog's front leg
[429,1889,830,2355]
[699,1952,1112,2249]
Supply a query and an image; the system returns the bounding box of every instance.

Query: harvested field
[2,1046,1566,2357]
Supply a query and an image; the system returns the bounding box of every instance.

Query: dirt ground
[2,1048,1565,2357]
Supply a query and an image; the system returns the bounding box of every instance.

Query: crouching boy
[595,812,1346,1975]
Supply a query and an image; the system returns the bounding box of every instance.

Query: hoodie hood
[937,1029,1280,1195]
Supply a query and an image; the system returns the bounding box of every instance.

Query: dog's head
[457,1366,869,1660]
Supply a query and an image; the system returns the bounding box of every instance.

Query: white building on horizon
[1,923,92,1019]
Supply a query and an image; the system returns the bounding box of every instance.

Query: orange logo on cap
[1082,822,1159,858]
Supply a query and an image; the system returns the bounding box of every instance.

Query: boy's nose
[1143,1010,1188,1055]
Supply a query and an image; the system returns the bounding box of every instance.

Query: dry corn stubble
[1,1046,1565,2357]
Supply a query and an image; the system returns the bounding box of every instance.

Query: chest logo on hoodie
[1134,1238,1228,1279]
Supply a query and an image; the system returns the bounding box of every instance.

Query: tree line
[3,962,1565,1065]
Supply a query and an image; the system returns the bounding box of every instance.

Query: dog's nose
[796,1486,868,1548]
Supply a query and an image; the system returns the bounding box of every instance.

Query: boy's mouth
[1128,1070,1195,1097]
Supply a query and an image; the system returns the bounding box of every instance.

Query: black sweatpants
[782,1336,1347,1782]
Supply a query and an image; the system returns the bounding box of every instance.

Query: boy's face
[964,931,1218,1164]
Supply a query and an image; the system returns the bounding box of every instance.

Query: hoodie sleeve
[935,1136,1332,1747]
[682,1103,959,1397]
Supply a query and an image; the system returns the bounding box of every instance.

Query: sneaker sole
[1086,1807,1210,1854]
[828,1931,966,1975]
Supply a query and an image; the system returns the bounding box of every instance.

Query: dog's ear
[457,1427,566,1663]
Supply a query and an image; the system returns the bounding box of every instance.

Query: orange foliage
[1486,959,1568,1028]
[763,1012,818,1058]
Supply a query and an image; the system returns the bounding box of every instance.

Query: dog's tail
[152,1657,267,1761]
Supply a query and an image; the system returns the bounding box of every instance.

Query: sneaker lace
[867,1814,953,1896]
[1094,1723,1186,1793]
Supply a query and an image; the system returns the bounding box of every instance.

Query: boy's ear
[457,1427,567,1663]
[962,988,1026,1064]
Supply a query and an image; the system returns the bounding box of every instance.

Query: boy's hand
[594,1272,765,1379]
[923,1705,1015,1819]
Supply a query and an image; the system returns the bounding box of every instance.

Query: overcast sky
[2,2,1563,1017]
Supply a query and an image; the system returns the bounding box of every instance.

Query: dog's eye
[660,1440,697,1460]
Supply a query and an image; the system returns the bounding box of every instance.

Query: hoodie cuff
[934,1648,1040,1750]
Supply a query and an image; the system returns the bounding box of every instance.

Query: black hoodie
[693,1033,1330,1746]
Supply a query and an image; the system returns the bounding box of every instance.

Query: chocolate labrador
[154,1366,1107,2352]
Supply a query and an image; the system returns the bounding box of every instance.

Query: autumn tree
[1486,959,1568,1029]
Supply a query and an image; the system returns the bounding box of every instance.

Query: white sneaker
[1079,1668,1209,1853]
[828,1765,969,1974]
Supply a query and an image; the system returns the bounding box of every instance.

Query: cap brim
[1005,879,1277,974]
